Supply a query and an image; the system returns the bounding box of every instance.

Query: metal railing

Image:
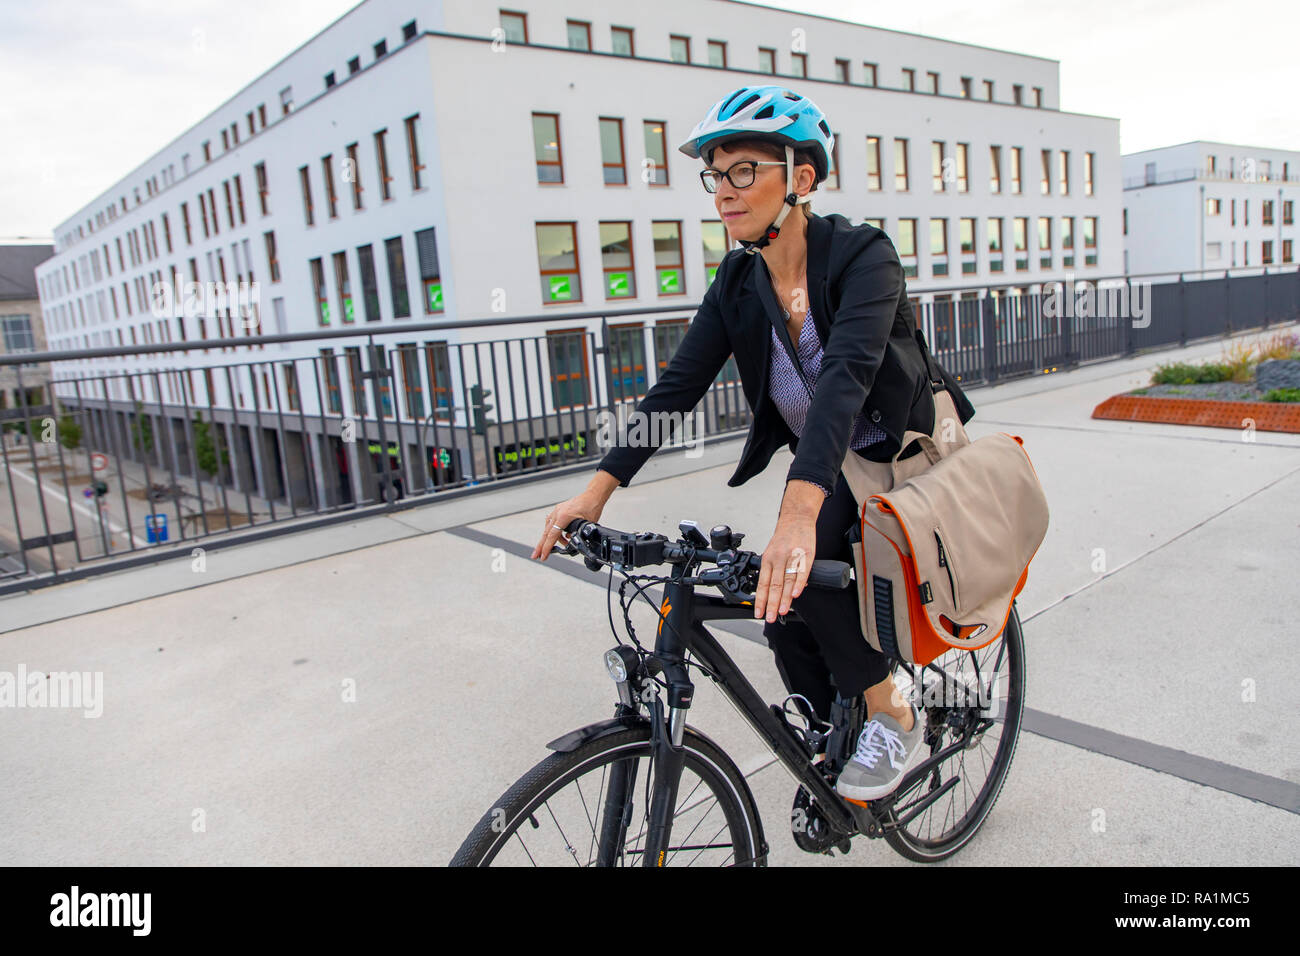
[1,267,1297,592]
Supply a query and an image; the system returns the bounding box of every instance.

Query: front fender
[545,712,648,752]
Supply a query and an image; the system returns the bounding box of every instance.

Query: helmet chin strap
[739,145,812,255]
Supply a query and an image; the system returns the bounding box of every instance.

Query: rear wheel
[880,602,1026,862]
[450,725,766,867]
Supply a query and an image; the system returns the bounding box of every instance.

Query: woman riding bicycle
[531,85,975,801]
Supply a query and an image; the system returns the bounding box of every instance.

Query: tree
[57,409,83,452]
[130,400,154,457]
[192,412,228,480]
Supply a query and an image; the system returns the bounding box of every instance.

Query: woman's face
[707,143,814,243]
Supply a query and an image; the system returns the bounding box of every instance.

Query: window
[896,219,917,277]
[1263,200,1274,225]
[203,140,211,162]
[536,222,581,303]
[566,20,591,51]
[1083,216,1097,265]
[835,58,850,83]
[223,180,236,228]
[424,340,453,421]
[653,318,688,375]
[1009,147,1022,194]
[930,218,948,276]
[1062,217,1075,267]
[375,129,393,200]
[960,76,971,98]
[988,218,1003,272]
[348,56,361,75]
[264,231,280,282]
[1059,151,1070,195]
[1038,217,1052,267]
[1262,240,1274,265]
[1245,200,1249,225]
[670,35,690,63]
[1,315,34,353]
[373,39,387,59]
[357,244,380,321]
[255,162,270,214]
[347,142,363,209]
[608,323,648,400]
[644,121,669,186]
[600,118,627,185]
[1084,152,1094,195]
[863,62,877,86]
[1124,208,1128,235]
[926,71,939,94]
[1038,149,1051,195]
[959,218,976,271]
[709,41,727,67]
[612,26,634,56]
[894,138,909,191]
[221,128,229,151]
[983,79,993,100]
[280,86,294,114]
[322,155,339,218]
[955,143,969,192]
[652,221,684,295]
[533,113,563,184]
[405,114,425,189]
[1012,84,1023,105]
[701,220,727,285]
[826,135,840,190]
[931,141,945,192]
[902,68,915,91]
[758,47,775,73]
[499,10,527,43]
[310,257,328,324]
[298,166,314,225]
[403,20,417,42]
[1206,198,1221,216]
[333,252,354,323]
[866,136,881,191]
[415,227,443,313]
[385,236,411,317]
[546,329,590,409]
[1013,218,1028,270]
[1282,200,1294,225]
[600,221,636,299]
[161,212,172,253]
[1283,239,1293,263]
[324,71,336,89]
[791,52,807,78]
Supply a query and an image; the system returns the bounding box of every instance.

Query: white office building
[34,0,1122,504]
[1122,141,1299,276]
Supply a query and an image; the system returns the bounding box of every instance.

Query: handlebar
[549,516,852,599]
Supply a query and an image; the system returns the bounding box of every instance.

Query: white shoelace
[852,717,910,771]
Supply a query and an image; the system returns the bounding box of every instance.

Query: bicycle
[450,515,1025,866]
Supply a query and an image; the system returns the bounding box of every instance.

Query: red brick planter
[1091,395,1300,433]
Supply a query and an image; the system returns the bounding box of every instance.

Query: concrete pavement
[1,326,1297,865]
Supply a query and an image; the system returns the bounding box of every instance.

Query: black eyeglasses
[699,160,786,193]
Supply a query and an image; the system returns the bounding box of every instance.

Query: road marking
[5,464,147,549]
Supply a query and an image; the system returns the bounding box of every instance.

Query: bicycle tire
[882,601,1026,862]
[450,725,767,867]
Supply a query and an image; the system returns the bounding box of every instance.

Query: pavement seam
[450,524,1300,816]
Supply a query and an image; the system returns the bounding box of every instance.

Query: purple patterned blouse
[768,309,888,497]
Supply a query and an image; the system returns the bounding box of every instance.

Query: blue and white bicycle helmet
[679,86,835,253]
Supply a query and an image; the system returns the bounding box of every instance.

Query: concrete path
[1,327,1297,865]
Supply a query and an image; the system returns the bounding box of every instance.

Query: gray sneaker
[835,704,926,801]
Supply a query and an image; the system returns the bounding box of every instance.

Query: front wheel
[450,724,766,867]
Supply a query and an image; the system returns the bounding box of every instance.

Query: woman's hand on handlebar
[531,488,607,561]
[753,511,818,623]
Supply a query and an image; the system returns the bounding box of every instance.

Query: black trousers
[762,468,894,725]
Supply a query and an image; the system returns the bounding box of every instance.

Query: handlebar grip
[806,559,852,590]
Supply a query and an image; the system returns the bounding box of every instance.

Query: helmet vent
[784,91,800,101]
[754,104,775,119]
[818,120,831,136]
[730,93,761,116]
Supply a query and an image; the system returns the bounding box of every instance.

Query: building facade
[33,0,1122,507]
[0,243,54,427]
[1122,141,1299,275]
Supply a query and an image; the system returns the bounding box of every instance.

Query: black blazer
[598,212,976,493]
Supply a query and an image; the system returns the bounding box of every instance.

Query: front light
[604,648,628,682]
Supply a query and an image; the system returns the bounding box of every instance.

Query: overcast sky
[1,0,1296,240]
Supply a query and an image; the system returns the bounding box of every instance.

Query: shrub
[1151,361,1233,385]
[1263,387,1300,403]
[1257,331,1300,362]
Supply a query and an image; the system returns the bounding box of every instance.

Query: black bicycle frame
[633,575,861,866]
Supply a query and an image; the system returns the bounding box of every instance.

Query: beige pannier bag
[840,387,1049,666]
